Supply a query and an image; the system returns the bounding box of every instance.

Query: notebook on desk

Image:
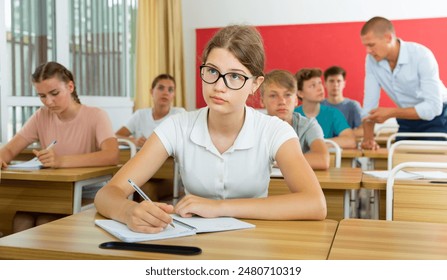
[95,214,255,243]
[270,167,283,178]
[363,170,447,180]
[7,158,43,170]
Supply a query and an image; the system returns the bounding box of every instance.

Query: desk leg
[73,175,112,213]
[344,190,350,219]
[372,190,380,219]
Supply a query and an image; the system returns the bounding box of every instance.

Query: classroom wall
[181,0,447,110]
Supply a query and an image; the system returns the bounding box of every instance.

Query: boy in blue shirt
[322,66,363,138]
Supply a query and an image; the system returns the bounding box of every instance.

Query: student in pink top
[0,61,119,233]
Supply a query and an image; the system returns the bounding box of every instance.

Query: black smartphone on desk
[99,241,202,255]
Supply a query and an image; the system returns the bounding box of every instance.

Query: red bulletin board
[195,17,447,109]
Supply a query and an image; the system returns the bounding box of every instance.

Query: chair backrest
[386,132,447,149]
[117,138,137,164]
[386,161,447,222]
[387,140,447,171]
[324,139,341,168]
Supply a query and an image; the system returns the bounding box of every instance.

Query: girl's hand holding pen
[32,140,58,168]
[125,201,174,234]
[33,148,59,168]
[126,178,175,232]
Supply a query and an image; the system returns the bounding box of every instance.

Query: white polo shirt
[154,106,297,199]
[125,107,186,138]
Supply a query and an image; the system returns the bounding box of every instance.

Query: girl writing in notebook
[0,61,119,232]
[95,25,327,233]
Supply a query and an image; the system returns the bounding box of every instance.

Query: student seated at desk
[95,24,327,234]
[294,68,357,149]
[322,66,363,138]
[115,74,186,148]
[260,69,329,170]
[116,74,185,202]
[0,61,119,233]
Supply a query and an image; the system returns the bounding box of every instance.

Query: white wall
[182,0,447,110]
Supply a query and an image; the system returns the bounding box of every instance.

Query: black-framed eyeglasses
[200,65,253,90]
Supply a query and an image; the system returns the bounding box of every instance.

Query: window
[0,0,137,141]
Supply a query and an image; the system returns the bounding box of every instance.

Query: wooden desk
[0,166,120,235]
[362,148,388,170]
[270,167,363,220]
[362,172,408,220]
[340,149,363,167]
[362,174,447,220]
[329,219,447,259]
[0,208,339,260]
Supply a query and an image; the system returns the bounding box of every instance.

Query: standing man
[360,16,447,150]
[323,66,363,138]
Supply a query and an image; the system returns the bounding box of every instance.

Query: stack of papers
[363,170,447,180]
[7,158,43,170]
[95,214,255,243]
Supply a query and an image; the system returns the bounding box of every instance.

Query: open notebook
[95,214,255,243]
[363,170,447,180]
[270,167,283,178]
[7,158,43,170]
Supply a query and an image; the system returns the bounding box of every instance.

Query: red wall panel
[196,17,447,109]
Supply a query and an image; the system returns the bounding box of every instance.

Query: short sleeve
[154,116,177,156]
[94,109,116,146]
[16,109,41,144]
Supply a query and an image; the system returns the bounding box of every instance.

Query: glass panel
[9,0,56,97]
[6,0,56,137]
[8,106,39,136]
[2,0,137,140]
[69,0,137,97]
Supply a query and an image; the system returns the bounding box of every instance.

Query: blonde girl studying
[95,25,327,234]
[0,61,119,232]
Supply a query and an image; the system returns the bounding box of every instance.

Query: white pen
[45,140,57,150]
[127,178,175,228]
[32,140,57,161]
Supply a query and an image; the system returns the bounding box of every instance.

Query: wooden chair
[117,139,137,200]
[386,161,447,223]
[369,140,447,219]
[324,140,352,219]
[387,140,447,171]
[117,138,137,164]
[386,132,447,149]
[324,139,341,168]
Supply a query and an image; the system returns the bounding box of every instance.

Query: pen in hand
[32,140,57,162]
[127,179,175,228]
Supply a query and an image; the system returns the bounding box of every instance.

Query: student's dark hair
[201,25,265,77]
[295,68,322,91]
[324,66,346,81]
[32,61,81,104]
[260,69,296,96]
[360,16,395,36]
[151,74,176,90]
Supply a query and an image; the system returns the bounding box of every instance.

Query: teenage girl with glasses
[95,25,326,234]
